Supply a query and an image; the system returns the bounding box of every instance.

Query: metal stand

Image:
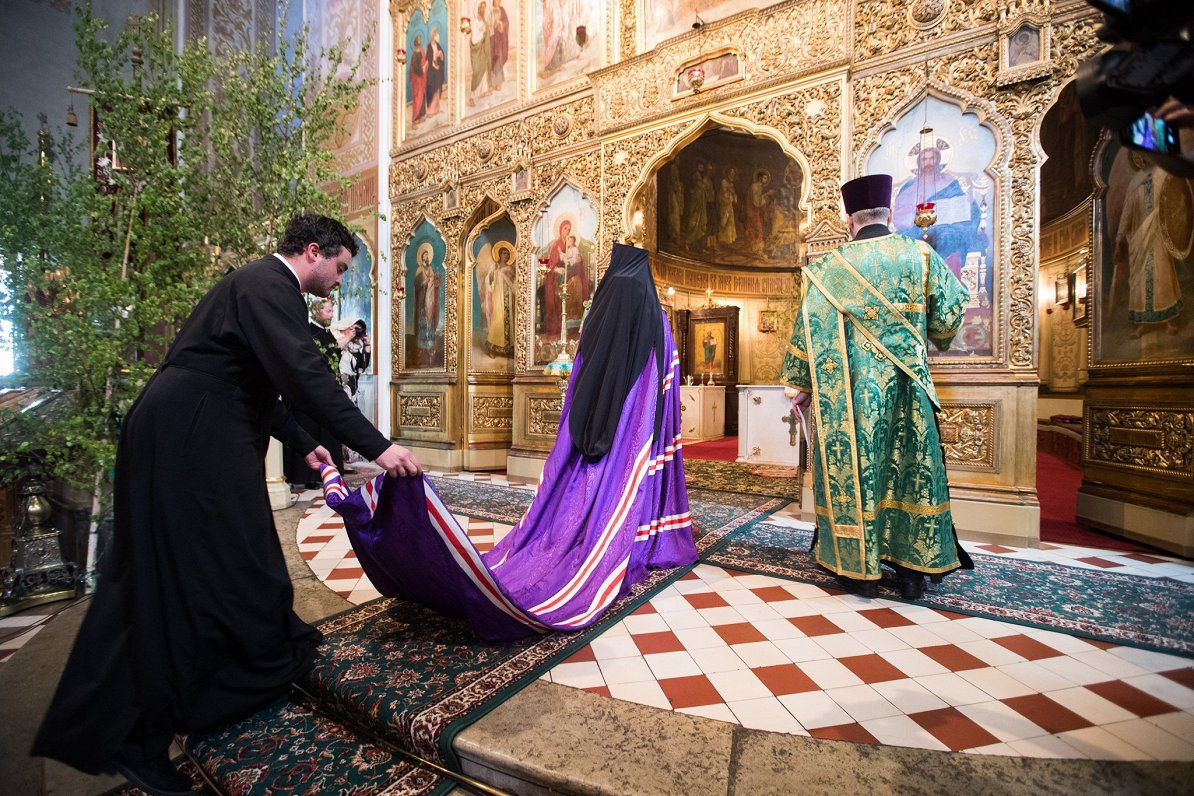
[0,483,77,617]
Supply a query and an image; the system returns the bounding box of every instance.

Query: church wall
[385,0,1113,544]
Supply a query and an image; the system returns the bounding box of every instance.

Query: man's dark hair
[277,214,359,258]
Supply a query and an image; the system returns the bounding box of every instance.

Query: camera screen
[1124,113,1179,154]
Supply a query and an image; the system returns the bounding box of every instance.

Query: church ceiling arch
[858,81,1013,366]
[622,112,813,275]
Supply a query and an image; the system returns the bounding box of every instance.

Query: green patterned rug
[184,480,785,794]
[682,457,803,501]
[703,519,1194,658]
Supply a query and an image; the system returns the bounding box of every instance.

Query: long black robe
[32,256,392,774]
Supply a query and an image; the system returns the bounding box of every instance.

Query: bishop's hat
[841,174,894,215]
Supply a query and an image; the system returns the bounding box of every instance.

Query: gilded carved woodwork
[398,393,445,431]
[471,395,515,430]
[855,0,995,61]
[1086,407,1194,478]
[528,395,564,437]
[591,0,850,134]
[939,402,998,471]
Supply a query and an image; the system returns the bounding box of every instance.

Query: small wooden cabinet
[679,385,725,442]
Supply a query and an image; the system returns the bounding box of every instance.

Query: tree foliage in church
[0,3,368,500]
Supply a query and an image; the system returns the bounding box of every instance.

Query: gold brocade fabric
[780,234,969,579]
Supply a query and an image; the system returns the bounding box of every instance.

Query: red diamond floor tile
[978,544,1017,554]
[684,592,730,609]
[1002,694,1095,734]
[300,550,319,561]
[751,586,798,603]
[838,653,908,684]
[1083,638,1118,651]
[918,645,989,672]
[317,522,342,530]
[856,608,918,629]
[301,534,335,544]
[910,707,1001,751]
[1121,553,1170,564]
[631,603,658,616]
[808,723,880,745]
[752,664,821,696]
[564,646,596,664]
[679,571,701,581]
[1161,668,1194,690]
[586,685,611,698]
[1074,557,1121,569]
[1085,680,1179,717]
[658,674,725,709]
[714,622,769,645]
[991,634,1066,661]
[787,615,843,637]
[633,631,686,655]
[326,567,364,580]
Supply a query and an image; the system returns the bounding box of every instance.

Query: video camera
[1076,0,1194,175]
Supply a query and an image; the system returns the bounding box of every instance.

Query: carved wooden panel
[939,401,998,471]
[1086,407,1194,479]
[398,392,445,431]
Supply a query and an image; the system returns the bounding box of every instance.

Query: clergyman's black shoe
[113,754,194,796]
[897,574,926,600]
[836,576,879,599]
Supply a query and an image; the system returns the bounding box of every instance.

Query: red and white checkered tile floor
[294,472,1194,761]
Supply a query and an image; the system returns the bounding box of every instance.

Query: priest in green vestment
[780,174,972,599]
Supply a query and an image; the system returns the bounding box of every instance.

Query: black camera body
[1076,0,1194,130]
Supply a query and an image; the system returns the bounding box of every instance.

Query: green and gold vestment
[780,231,969,580]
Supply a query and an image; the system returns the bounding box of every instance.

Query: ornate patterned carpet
[702,520,1194,658]
[181,483,782,794]
[682,457,803,501]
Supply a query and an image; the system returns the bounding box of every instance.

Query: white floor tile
[772,636,834,663]
[870,678,949,714]
[860,714,950,751]
[997,660,1077,693]
[727,696,808,734]
[1108,647,1194,673]
[697,606,748,626]
[673,625,732,650]
[951,617,1016,639]
[673,578,713,595]
[1025,631,1104,657]
[779,583,833,600]
[914,672,991,706]
[965,742,1019,756]
[877,648,951,679]
[731,641,790,668]
[720,574,773,590]
[850,628,910,654]
[1035,655,1115,686]
[777,690,855,729]
[607,680,672,710]
[622,613,671,634]
[956,701,1048,742]
[707,669,772,702]
[733,603,783,623]
[1102,718,1194,761]
[957,667,1037,700]
[823,684,901,722]
[821,611,881,633]
[751,618,806,642]
[550,661,606,689]
[661,610,711,631]
[688,645,749,674]
[1006,735,1087,759]
[720,589,766,606]
[1056,726,1152,761]
[598,655,655,685]
[644,651,703,680]
[1069,649,1152,680]
[956,639,1028,668]
[813,633,872,659]
[1043,686,1137,725]
[889,604,952,624]
[885,624,948,649]
[767,599,820,619]
[799,596,858,615]
[798,658,865,690]
[923,621,985,646]
[1147,710,1194,739]
[590,634,642,660]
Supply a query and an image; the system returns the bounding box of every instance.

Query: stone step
[183,693,446,796]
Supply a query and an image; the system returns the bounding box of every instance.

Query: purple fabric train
[320,310,697,641]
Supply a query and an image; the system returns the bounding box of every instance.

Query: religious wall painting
[462,0,519,116]
[338,233,377,424]
[1092,139,1194,367]
[866,96,998,360]
[656,129,804,269]
[404,0,450,136]
[693,319,725,375]
[532,183,598,365]
[674,50,742,98]
[403,221,448,370]
[533,0,604,92]
[641,0,756,50]
[469,215,518,373]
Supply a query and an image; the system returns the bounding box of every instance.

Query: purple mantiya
[320,313,697,641]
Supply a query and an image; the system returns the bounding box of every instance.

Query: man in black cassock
[31,214,419,795]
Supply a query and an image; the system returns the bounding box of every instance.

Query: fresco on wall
[404,221,447,370]
[867,96,997,359]
[338,235,376,424]
[533,184,598,364]
[643,1,756,50]
[405,0,449,135]
[463,0,518,115]
[1093,139,1194,366]
[470,215,518,372]
[534,0,603,91]
[656,129,803,268]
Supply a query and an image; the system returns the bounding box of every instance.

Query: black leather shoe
[114,754,194,796]
[897,574,926,600]
[836,576,879,599]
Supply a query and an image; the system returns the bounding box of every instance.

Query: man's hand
[791,390,812,412]
[305,445,335,471]
[1155,97,1194,129]
[375,444,421,477]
